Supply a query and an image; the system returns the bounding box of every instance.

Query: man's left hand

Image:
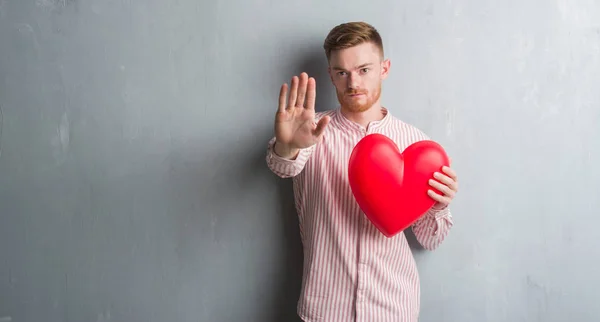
[427,165,458,210]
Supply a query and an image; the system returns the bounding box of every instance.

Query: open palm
[275,73,330,152]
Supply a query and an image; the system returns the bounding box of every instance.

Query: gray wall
[1,0,599,321]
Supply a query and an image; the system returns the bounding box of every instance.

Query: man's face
[328,42,390,113]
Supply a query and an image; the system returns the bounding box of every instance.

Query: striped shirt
[266,107,454,322]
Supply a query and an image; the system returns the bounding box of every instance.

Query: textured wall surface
[1,0,599,321]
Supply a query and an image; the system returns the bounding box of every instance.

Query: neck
[340,103,385,128]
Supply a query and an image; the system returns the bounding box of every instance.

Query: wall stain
[52,112,70,165]
[0,0,8,19]
[35,0,78,13]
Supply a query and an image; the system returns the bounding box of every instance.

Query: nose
[347,72,360,89]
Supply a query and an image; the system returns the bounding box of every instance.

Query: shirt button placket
[354,127,367,321]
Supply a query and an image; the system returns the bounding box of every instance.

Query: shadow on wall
[272,178,304,322]
[405,228,425,252]
[292,47,338,113]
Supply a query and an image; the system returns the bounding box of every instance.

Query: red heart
[348,133,450,237]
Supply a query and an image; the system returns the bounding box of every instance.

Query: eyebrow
[331,63,373,71]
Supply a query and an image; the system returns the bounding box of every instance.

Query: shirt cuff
[267,140,298,162]
[266,138,313,177]
[428,205,451,219]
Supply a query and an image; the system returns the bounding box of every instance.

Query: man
[265,22,458,322]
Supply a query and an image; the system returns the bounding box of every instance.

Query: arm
[411,206,454,251]
[266,72,329,178]
[404,125,457,250]
[265,138,315,178]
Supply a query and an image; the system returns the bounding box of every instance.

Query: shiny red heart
[348,133,450,237]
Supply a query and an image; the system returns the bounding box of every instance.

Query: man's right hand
[273,72,330,159]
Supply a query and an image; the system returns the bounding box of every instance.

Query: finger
[296,73,308,107]
[428,179,455,198]
[433,171,457,191]
[278,83,288,113]
[305,77,316,110]
[428,190,450,204]
[288,76,299,108]
[313,115,330,138]
[442,166,457,180]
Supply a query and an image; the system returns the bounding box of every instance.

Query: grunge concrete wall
[0,0,599,321]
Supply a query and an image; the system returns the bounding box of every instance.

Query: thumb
[313,116,330,138]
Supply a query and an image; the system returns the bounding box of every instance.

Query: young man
[265,22,458,322]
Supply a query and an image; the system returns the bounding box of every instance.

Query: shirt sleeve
[265,137,315,178]
[400,122,454,250]
[411,206,454,251]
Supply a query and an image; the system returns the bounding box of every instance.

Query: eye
[337,71,347,76]
[360,68,369,74]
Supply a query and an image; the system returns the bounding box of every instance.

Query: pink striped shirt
[266,107,454,322]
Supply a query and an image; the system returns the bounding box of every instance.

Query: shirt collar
[334,107,391,132]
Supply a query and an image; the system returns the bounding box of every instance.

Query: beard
[336,85,381,113]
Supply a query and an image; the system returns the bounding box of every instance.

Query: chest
[306,126,409,181]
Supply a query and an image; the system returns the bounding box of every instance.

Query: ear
[381,58,391,79]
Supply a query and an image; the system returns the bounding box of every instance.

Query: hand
[427,163,458,210]
[274,72,330,158]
